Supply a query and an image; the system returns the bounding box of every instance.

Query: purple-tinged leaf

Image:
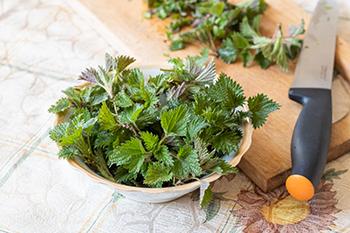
[79,68,97,83]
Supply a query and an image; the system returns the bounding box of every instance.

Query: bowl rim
[54,66,254,194]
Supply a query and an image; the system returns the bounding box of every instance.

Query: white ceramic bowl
[55,67,254,203]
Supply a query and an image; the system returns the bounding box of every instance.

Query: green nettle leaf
[94,149,115,182]
[240,49,255,67]
[125,68,145,90]
[200,186,213,209]
[60,127,83,146]
[232,32,250,49]
[275,45,289,71]
[49,53,279,193]
[210,130,242,154]
[124,153,146,175]
[94,131,115,149]
[285,38,303,59]
[194,139,212,162]
[140,131,159,151]
[157,6,168,19]
[83,117,97,134]
[169,17,192,32]
[211,159,238,175]
[91,91,109,106]
[213,25,225,38]
[116,55,136,73]
[80,86,94,104]
[210,2,225,16]
[251,36,272,50]
[254,51,272,69]
[252,15,262,32]
[115,90,134,108]
[58,146,80,159]
[240,16,258,38]
[160,105,188,136]
[48,97,70,113]
[114,167,138,184]
[237,0,267,13]
[109,138,146,174]
[170,39,185,51]
[136,106,158,127]
[154,145,174,166]
[186,115,208,139]
[218,38,238,64]
[144,162,173,187]
[148,74,170,91]
[208,73,245,109]
[140,87,158,108]
[63,87,82,106]
[50,122,69,142]
[173,145,201,179]
[98,102,117,131]
[119,104,144,124]
[196,142,237,176]
[178,145,192,159]
[248,93,280,128]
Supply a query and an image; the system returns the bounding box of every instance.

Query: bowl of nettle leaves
[49,52,279,204]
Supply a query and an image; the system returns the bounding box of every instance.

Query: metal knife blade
[292,0,338,89]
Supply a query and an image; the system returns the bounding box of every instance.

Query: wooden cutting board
[79,0,350,192]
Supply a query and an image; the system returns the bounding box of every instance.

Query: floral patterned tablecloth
[0,0,349,232]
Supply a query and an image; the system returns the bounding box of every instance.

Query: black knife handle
[286,88,332,201]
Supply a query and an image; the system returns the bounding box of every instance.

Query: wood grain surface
[78,0,350,191]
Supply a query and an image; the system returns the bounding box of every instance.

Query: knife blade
[292,0,338,89]
[285,0,338,201]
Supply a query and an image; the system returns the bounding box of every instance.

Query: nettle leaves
[161,105,188,136]
[147,0,305,71]
[49,53,279,189]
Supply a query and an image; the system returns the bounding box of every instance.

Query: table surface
[0,0,349,232]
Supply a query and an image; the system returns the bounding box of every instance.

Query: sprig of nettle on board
[48,53,279,206]
[145,0,305,71]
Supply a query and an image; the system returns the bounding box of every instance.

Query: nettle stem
[132,122,141,134]
[112,102,119,116]
[159,135,168,145]
[124,124,138,136]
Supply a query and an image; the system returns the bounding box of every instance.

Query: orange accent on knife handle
[286,88,332,201]
[286,175,314,201]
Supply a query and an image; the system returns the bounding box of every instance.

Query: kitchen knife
[285,0,338,201]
